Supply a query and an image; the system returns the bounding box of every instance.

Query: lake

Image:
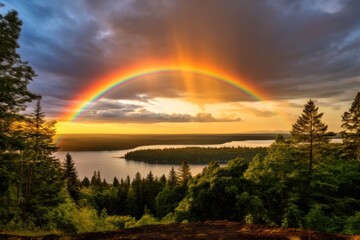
[54,139,341,181]
[54,140,273,181]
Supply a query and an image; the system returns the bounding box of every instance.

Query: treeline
[124,147,267,164]
[78,162,191,218]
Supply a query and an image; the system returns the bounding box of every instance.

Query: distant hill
[56,133,286,151]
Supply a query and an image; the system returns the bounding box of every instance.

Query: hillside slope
[0,221,355,240]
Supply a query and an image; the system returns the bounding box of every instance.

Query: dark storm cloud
[78,100,241,123]
[2,0,360,118]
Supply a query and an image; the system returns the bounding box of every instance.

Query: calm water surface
[54,139,341,181]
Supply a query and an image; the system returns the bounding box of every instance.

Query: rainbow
[66,65,268,122]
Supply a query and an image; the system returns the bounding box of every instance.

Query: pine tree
[291,100,333,173]
[144,171,156,213]
[113,176,120,187]
[90,171,97,185]
[82,176,90,187]
[159,174,167,187]
[0,10,38,224]
[132,172,144,217]
[90,170,102,187]
[341,92,360,162]
[62,153,80,200]
[177,161,192,185]
[167,167,177,188]
[0,10,38,136]
[21,100,62,224]
[102,178,108,187]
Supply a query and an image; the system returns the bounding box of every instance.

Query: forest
[124,147,267,164]
[0,10,360,236]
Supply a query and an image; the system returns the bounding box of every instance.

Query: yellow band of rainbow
[66,65,268,122]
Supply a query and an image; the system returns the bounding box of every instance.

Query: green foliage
[161,212,176,224]
[113,177,120,187]
[72,207,99,232]
[167,167,177,188]
[107,215,136,229]
[291,100,334,173]
[244,141,307,226]
[125,147,267,164]
[341,91,360,162]
[177,161,192,185]
[173,196,193,222]
[43,190,78,232]
[62,153,80,201]
[305,204,335,232]
[18,101,63,226]
[0,10,38,122]
[172,158,253,222]
[344,212,360,234]
[131,213,159,228]
[0,10,40,226]
[156,185,186,218]
[245,214,253,224]
[81,176,90,187]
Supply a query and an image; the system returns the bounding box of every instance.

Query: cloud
[70,99,240,123]
[80,108,241,124]
[246,109,277,118]
[287,102,304,108]
[2,0,360,117]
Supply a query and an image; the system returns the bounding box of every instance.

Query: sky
[1,0,359,134]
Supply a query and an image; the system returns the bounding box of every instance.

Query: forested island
[1,8,360,239]
[124,147,267,164]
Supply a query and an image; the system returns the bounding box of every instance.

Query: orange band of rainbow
[65,65,268,122]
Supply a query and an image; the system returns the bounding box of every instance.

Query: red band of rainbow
[65,65,270,122]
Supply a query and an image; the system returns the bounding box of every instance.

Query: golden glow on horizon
[54,96,348,134]
[56,120,287,134]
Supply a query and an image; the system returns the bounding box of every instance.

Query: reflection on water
[54,139,341,181]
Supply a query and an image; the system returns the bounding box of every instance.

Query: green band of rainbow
[68,67,266,122]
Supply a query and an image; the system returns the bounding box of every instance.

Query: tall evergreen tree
[0,10,38,224]
[132,172,144,217]
[90,171,97,185]
[20,100,62,224]
[113,176,120,187]
[159,174,167,187]
[291,100,333,173]
[167,167,177,188]
[177,161,192,185]
[144,171,156,213]
[81,176,90,187]
[341,92,360,162]
[62,153,80,200]
[0,10,38,131]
